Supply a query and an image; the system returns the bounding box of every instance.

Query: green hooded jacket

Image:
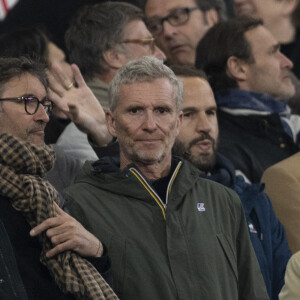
[65,157,269,300]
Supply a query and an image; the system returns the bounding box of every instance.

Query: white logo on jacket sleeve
[197,203,206,212]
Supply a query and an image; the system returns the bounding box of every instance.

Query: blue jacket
[204,154,291,300]
[215,89,299,182]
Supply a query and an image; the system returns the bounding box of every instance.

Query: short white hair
[108,56,183,112]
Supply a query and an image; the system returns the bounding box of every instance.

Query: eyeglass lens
[25,96,53,115]
[147,8,195,36]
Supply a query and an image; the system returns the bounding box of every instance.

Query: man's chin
[134,150,166,165]
[274,87,296,101]
[27,135,45,147]
[169,50,194,66]
[189,154,216,173]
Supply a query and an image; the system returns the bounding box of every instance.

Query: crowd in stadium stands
[0,0,300,299]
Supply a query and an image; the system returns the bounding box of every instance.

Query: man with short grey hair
[65,56,269,300]
[108,54,183,112]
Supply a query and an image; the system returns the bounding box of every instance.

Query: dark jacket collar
[202,153,236,189]
[215,89,289,115]
[203,153,264,214]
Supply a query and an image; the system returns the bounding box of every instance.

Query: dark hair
[194,0,227,21]
[65,2,144,80]
[170,64,207,80]
[0,57,48,97]
[142,0,227,21]
[0,27,49,65]
[195,16,262,93]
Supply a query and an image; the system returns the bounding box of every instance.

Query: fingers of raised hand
[47,69,66,97]
[71,64,85,88]
[51,62,75,91]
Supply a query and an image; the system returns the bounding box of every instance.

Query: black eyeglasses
[121,37,156,55]
[0,96,53,115]
[146,7,200,36]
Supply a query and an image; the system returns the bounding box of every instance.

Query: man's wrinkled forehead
[145,0,198,17]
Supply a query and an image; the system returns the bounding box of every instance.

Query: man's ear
[226,56,248,82]
[105,111,117,137]
[205,8,219,26]
[175,111,183,136]
[103,49,126,69]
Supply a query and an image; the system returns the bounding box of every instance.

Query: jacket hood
[207,153,236,188]
[73,156,201,202]
[204,153,265,214]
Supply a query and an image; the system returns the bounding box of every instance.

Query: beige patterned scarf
[0,133,118,300]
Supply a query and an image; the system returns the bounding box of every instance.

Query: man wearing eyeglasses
[55,1,166,162]
[144,0,226,65]
[0,81,52,147]
[65,2,165,110]
[0,57,117,299]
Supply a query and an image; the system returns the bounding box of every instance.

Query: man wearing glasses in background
[144,0,226,65]
[0,57,117,299]
[55,1,166,162]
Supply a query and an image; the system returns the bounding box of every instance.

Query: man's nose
[34,104,50,123]
[280,52,293,70]
[162,20,177,38]
[143,111,157,131]
[196,114,212,133]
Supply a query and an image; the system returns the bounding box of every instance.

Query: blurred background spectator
[0,0,18,20]
[0,0,145,53]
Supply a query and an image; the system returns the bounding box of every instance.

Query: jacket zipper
[129,161,182,219]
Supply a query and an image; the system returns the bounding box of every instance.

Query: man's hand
[30,202,103,258]
[48,63,112,147]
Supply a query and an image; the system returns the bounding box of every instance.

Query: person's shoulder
[279,250,300,298]
[289,251,300,267]
[189,176,245,225]
[64,156,120,193]
[70,160,96,183]
[180,161,241,209]
[198,176,240,201]
[263,152,300,178]
[180,158,239,197]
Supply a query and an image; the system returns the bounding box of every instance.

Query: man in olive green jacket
[65,57,269,300]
